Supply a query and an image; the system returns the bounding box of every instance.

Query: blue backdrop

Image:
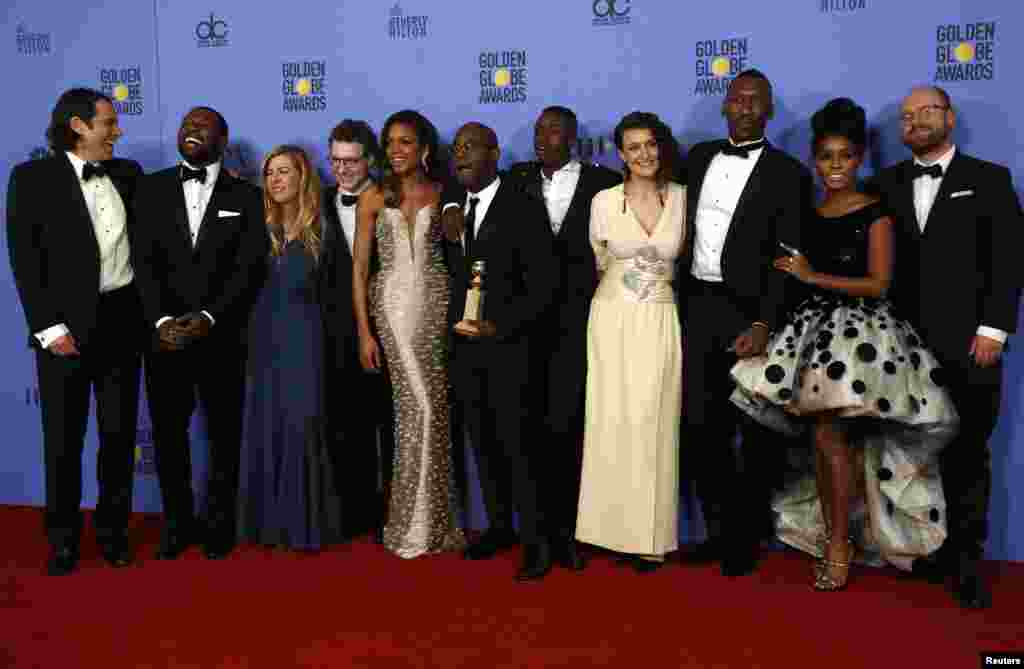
[2,0,1022,560]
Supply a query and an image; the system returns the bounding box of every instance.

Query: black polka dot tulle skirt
[729,292,959,569]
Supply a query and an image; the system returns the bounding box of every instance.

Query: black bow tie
[179,165,207,184]
[82,162,106,181]
[340,194,359,207]
[720,139,766,159]
[910,163,943,180]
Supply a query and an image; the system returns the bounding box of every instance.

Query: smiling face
[618,127,659,180]
[385,122,425,177]
[329,140,371,193]
[71,99,121,162]
[452,123,499,194]
[900,87,955,160]
[814,135,862,194]
[264,153,302,205]
[177,107,227,166]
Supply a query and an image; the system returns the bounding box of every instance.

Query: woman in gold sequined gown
[352,111,464,558]
[575,113,685,572]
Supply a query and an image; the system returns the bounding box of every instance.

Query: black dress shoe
[954,554,992,610]
[100,536,133,568]
[679,541,720,565]
[553,539,587,571]
[155,530,192,560]
[47,545,79,576]
[516,542,552,582]
[720,549,757,577]
[464,529,518,560]
[202,541,235,560]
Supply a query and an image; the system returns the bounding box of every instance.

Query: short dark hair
[613,111,681,186]
[328,119,381,163]
[541,105,578,140]
[930,85,952,109]
[187,106,229,137]
[811,97,867,153]
[46,87,113,152]
[733,68,774,99]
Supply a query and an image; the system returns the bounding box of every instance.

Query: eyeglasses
[451,141,495,156]
[329,157,365,168]
[900,105,949,124]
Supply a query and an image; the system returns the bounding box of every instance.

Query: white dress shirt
[541,160,581,234]
[35,153,133,349]
[912,144,1005,343]
[691,141,765,281]
[463,175,501,248]
[335,180,371,253]
[155,160,221,329]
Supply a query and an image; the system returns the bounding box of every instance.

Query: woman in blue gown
[236,145,345,550]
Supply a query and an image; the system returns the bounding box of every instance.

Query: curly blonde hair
[262,144,322,263]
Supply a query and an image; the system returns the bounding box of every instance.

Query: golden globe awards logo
[16,24,51,55]
[820,0,865,12]
[389,3,428,39]
[478,50,527,104]
[592,0,631,27]
[282,60,327,112]
[195,12,229,48]
[100,67,144,115]
[694,38,749,95]
[935,21,995,82]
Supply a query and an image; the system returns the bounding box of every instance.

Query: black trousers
[927,344,1002,560]
[453,339,545,546]
[682,280,784,553]
[144,337,245,546]
[537,314,588,542]
[35,284,142,548]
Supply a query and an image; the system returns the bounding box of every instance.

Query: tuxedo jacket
[873,151,1022,359]
[442,178,560,349]
[506,161,622,327]
[7,154,143,350]
[131,166,268,343]
[675,140,813,328]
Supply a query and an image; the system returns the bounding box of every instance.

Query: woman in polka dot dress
[729,98,958,591]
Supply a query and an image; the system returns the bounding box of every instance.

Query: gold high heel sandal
[813,539,853,591]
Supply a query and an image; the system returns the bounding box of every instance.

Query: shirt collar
[467,175,501,208]
[339,178,373,199]
[914,144,956,171]
[66,151,97,181]
[541,160,581,182]
[181,159,221,185]
[728,136,767,148]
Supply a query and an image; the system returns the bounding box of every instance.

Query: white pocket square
[950,190,974,199]
[217,209,241,218]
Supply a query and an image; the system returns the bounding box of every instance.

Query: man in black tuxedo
[675,69,813,576]
[506,106,621,571]
[320,119,395,541]
[443,122,560,581]
[872,86,1021,609]
[7,88,145,575]
[131,107,268,560]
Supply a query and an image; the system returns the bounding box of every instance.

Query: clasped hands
[157,313,212,351]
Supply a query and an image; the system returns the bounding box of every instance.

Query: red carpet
[2,505,1021,668]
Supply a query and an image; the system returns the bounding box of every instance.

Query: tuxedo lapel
[921,153,967,236]
[58,156,100,251]
[721,144,770,252]
[193,171,231,251]
[688,143,719,228]
[556,164,590,240]
[475,181,505,245]
[323,186,353,268]
[895,162,922,241]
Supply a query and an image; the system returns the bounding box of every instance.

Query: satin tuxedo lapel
[59,156,102,256]
[474,182,508,246]
[893,162,922,241]
[194,172,231,251]
[558,164,593,240]
[720,143,772,254]
[322,186,353,268]
[682,143,719,262]
[921,153,969,237]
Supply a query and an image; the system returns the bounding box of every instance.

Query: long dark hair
[380,109,441,207]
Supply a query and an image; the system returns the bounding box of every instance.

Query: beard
[903,124,950,155]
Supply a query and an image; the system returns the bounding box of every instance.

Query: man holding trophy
[444,122,560,582]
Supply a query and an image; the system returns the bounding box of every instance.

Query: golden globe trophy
[454,260,486,335]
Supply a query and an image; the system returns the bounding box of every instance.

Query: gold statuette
[454,260,486,335]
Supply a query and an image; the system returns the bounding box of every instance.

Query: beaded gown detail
[729,202,958,569]
[372,206,464,558]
